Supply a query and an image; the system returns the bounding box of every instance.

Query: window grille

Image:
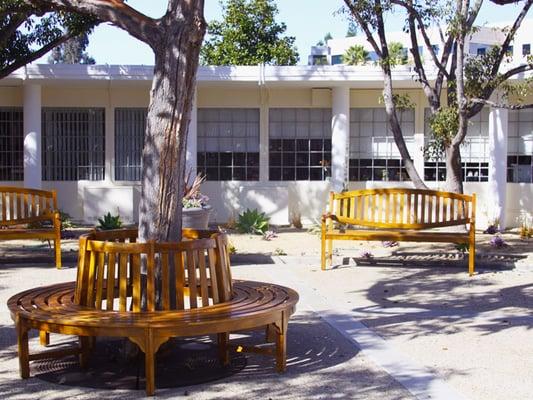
[115,108,146,181]
[197,108,260,181]
[349,108,415,181]
[508,109,533,183]
[424,108,489,182]
[269,108,331,181]
[42,108,105,181]
[0,108,23,181]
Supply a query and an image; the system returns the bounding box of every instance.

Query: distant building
[308,20,533,65]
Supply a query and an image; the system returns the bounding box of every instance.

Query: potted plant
[182,171,211,229]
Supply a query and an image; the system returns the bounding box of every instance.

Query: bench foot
[16,321,30,379]
[274,315,288,372]
[55,238,62,269]
[78,336,91,369]
[217,332,230,366]
[39,330,50,347]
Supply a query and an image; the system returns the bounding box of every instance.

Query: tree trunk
[138,13,205,247]
[382,72,428,189]
[444,143,464,193]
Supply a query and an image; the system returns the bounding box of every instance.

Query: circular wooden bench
[7,229,299,396]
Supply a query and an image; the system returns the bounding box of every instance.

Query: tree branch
[0,12,28,48]
[343,0,383,58]
[470,98,533,109]
[23,0,162,48]
[0,30,76,80]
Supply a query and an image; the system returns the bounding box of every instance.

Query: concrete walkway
[1,256,531,399]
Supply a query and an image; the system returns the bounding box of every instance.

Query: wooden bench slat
[119,253,128,312]
[107,252,117,311]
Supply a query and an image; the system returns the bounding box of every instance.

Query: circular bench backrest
[74,229,232,312]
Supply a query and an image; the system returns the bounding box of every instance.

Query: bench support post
[16,318,30,379]
[275,313,288,372]
[217,332,230,366]
[79,336,91,368]
[39,330,49,346]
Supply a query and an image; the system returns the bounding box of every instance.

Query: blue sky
[81,0,524,66]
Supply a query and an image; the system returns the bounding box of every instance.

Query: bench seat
[326,229,469,243]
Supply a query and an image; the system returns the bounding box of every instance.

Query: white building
[308,20,533,65]
[1,62,532,229]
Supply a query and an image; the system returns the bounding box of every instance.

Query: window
[42,108,105,181]
[477,47,486,55]
[424,108,489,182]
[523,43,531,56]
[0,108,23,181]
[431,44,440,54]
[506,45,514,56]
[197,108,259,181]
[269,108,331,181]
[311,55,328,65]
[331,55,343,65]
[508,109,533,183]
[349,108,415,181]
[115,108,146,181]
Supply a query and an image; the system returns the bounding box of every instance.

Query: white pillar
[488,107,508,228]
[259,88,269,182]
[23,84,42,188]
[413,97,426,181]
[331,86,350,192]
[186,88,197,176]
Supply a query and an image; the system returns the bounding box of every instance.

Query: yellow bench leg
[17,320,30,379]
[39,330,50,346]
[54,238,61,269]
[469,242,475,276]
[217,332,230,366]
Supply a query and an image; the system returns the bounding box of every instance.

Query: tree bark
[138,9,205,245]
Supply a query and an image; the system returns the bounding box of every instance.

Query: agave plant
[236,209,270,235]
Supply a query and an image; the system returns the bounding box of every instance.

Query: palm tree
[342,44,369,65]
[388,42,408,66]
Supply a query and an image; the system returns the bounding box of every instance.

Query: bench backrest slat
[330,189,475,230]
[0,186,57,225]
[76,229,232,312]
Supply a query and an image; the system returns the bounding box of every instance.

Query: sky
[77,0,526,66]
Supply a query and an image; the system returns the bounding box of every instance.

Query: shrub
[59,211,74,230]
[273,248,287,256]
[489,235,506,248]
[97,212,123,230]
[455,243,469,253]
[236,209,270,235]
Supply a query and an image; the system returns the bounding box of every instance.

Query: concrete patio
[0,250,531,399]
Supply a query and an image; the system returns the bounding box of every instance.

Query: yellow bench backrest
[0,186,57,226]
[329,188,476,229]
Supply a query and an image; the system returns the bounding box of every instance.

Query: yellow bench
[8,228,299,396]
[0,186,61,268]
[321,188,476,275]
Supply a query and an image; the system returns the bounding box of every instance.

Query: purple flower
[382,240,399,248]
[360,250,374,259]
[489,235,506,248]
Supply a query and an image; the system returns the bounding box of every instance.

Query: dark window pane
[388,168,400,181]
[220,152,232,166]
[324,139,332,151]
[388,159,400,166]
[197,152,206,166]
[374,159,386,166]
[296,168,309,180]
[282,168,295,180]
[373,168,386,181]
[270,139,282,151]
[233,167,246,180]
[349,159,358,167]
[270,167,281,181]
[247,152,259,166]
[360,159,372,166]
[310,139,323,151]
[310,153,323,166]
[247,167,259,181]
[282,139,295,151]
[234,152,246,165]
[349,169,358,181]
[309,168,323,180]
[219,167,232,180]
[518,155,531,164]
[296,139,309,151]
[283,153,295,166]
[270,152,282,166]
[360,168,372,181]
[206,152,219,166]
[206,167,219,181]
[296,153,309,166]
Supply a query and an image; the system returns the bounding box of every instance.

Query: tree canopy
[201,0,299,66]
[0,0,96,78]
[48,32,95,64]
[342,44,369,65]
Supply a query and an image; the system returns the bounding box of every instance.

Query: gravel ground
[0,229,531,399]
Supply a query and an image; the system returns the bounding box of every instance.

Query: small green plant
[59,211,74,230]
[236,208,270,235]
[228,244,237,254]
[97,212,123,230]
[273,248,287,256]
[455,243,469,253]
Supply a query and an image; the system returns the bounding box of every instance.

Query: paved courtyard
[0,234,532,399]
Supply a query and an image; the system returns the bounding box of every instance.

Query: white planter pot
[182,206,212,229]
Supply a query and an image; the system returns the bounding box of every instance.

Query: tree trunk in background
[138,9,205,246]
[445,143,464,193]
